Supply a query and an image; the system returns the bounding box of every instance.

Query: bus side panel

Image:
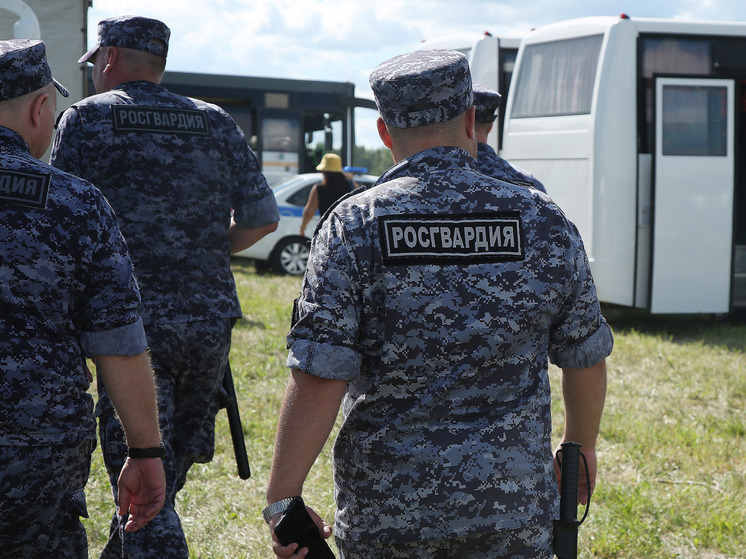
[503,18,641,308]
[585,20,640,308]
[469,35,500,151]
[503,118,594,247]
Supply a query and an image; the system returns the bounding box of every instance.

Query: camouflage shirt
[287,146,612,542]
[478,142,547,194]
[0,126,146,446]
[50,80,279,325]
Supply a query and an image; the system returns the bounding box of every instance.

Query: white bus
[418,31,522,150]
[502,14,746,314]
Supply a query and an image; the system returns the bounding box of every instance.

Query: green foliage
[352,144,393,176]
[304,142,391,177]
[84,267,746,558]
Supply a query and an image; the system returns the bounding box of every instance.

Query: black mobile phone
[273,497,335,559]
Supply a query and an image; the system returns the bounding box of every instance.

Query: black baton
[221,363,251,479]
[554,441,588,559]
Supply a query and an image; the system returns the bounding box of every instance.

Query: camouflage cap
[369,49,472,128]
[0,39,69,101]
[79,15,170,63]
[473,82,502,123]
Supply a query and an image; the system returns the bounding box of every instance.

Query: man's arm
[266,369,347,556]
[230,219,278,254]
[556,358,607,505]
[96,352,166,532]
[267,369,346,503]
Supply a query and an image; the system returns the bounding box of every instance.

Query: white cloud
[86,0,746,147]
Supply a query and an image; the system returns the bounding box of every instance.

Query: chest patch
[380,212,524,265]
[111,105,210,135]
[0,169,50,209]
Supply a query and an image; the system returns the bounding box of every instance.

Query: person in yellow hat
[300,153,353,236]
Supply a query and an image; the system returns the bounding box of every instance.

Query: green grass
[84,260,746,558]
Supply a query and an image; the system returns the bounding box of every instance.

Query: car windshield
[271,175,312,195]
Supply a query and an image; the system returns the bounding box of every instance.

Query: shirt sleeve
[286,213,363,380]
[75,186,147,357]
[547,221,614,369]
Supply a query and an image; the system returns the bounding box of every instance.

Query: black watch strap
[127,446,165,459]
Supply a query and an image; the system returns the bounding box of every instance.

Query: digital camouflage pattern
[0,39,68,100]
[78,15,170,63]
[287,145,613,544]
[0,126,146,447]
[0,441,93,558]
[369,49,473,128]
[473,82,502,124]
[336,520,553,558]
[477,142,548,194]
[51,70,277,558]
[96,320,232,559]
[50,80,279,325]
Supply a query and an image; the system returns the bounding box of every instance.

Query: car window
[286,184,314,206]
[272,176,306,195]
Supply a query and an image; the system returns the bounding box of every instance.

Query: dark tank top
[317,178,352,215]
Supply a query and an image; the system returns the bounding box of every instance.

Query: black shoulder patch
[0,169,51,209]
[111,105,210,135]
[380,212,525,265]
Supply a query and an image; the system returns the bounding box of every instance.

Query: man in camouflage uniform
[473,82,547,193]
[265,49,612,558]
[50,16,279,558]
[0,39,165,558]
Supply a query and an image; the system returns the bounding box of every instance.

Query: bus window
[262,117,299,152]
[262,117,300,184]
[640,37,711,153]
[661,84,727,156]
[511,34,603,118]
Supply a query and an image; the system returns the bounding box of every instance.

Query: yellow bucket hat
[316,153,343,173]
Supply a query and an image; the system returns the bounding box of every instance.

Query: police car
[234,170,378,275]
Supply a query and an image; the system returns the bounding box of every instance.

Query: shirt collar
[0,126,31,155]
[375,146,478,186]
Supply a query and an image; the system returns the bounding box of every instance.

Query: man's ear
[102,46,117,74]
[376,117,393,149]
[464,106,476,140]
[28,91,49,129]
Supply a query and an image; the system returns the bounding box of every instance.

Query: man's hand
[553,445,597,506]
[117,457,167,532]
[269,505,332,558]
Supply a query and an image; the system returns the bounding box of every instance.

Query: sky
[86,0,746,149]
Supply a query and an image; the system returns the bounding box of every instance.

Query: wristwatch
[127,446,166,459]
[263,496,300,523]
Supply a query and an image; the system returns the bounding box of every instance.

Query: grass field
[84,259,746,558]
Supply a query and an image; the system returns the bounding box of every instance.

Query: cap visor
[53,78,69,98]
[77,46,98,64]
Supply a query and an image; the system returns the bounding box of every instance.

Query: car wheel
[271,237,310,276]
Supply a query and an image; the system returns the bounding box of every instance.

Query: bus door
[259,111,301,185]
[650,77,735,313]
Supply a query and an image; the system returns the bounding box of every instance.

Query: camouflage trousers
[96,319,232,559]
[0,440,94,558]
[335,521,553,559]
